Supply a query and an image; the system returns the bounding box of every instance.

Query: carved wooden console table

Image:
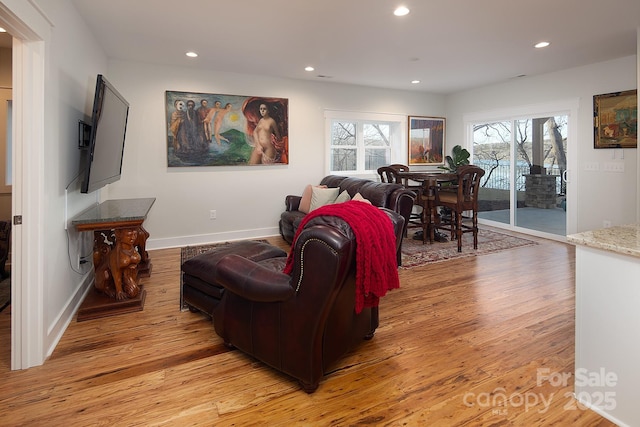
[72,198,156,321]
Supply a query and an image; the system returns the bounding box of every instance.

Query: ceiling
[48,1,640,93]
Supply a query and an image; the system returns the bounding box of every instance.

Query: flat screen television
[80,74,130,194]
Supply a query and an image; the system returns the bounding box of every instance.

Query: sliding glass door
[471,114,569,238]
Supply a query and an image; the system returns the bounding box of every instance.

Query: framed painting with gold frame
[593,89,637,149]
[408,116,445,165]
[165,91,289,166]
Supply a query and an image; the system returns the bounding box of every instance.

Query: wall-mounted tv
[80,74,129,194]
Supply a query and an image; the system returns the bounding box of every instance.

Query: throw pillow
[334,190,351,204]
[352,192,372,204]
[309,187,340,212]
[299,184,327,214]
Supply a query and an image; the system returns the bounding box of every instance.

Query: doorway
[0,32,12,318]
[465,101,578,240]
[0,91,10,315]
[0,2,48,369]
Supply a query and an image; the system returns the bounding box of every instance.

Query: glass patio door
[471,115,569,237]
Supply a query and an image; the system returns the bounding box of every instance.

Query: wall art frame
[165,91,289,166]
[408,116,445,165]
[593,89,637,149]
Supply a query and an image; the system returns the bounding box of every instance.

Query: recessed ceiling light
[534,41,550,49]
[394,6,410,16]
[304,66,315,72]
[0,27,6,33]
[411,80,421,84]
[186,51,198,58]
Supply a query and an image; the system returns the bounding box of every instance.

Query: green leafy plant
[439,144,470,172]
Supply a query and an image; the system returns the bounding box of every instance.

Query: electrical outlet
[73,231,94,272]
[209,210,217,220]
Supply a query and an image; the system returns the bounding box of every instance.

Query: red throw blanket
[283,200,400,313]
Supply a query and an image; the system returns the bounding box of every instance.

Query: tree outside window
[330,120,393,173]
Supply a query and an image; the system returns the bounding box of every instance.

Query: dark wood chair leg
[473,211,479,249]
[450,210,456,241]
[456,211,463,252]
[421,204,428,244]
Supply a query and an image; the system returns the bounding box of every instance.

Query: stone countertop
[72,198,156,226]
[567,223,640,259]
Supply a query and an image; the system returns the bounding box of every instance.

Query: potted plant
[438,144,470,172]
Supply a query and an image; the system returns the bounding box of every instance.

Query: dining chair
[377,165,423,235]
[434,165,485,252]
[376,166,403,185]
[388,163,409,173]
[387,164,418,190]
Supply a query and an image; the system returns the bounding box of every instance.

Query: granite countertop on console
[567,223,640,259]
[72,198,156,226]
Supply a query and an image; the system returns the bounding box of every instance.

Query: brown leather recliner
[211,208,405,392]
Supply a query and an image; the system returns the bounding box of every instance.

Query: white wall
[104,60,445,249]
[113,54,638,245]
[446,55,638,233]
[26,0,107,356]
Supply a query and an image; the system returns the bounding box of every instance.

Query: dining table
[395,170,457,187]
[394,170,458,243]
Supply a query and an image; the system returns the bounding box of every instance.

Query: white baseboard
[574,393,629,427]
[146,226,281,250]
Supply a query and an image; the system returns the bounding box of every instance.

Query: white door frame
[0,0,50,369]
[464,99,579,239]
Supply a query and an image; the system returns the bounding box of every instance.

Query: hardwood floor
[0,233,614,426]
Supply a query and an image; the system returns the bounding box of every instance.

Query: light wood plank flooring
[0,233,614,426]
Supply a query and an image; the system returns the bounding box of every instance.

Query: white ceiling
[67,1,640,94]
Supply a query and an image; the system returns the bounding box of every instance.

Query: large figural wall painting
[165,91,289,166]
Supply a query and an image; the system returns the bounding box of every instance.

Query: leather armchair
[212,208,404,392]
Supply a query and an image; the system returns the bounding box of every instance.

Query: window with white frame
[325,110,405,175]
